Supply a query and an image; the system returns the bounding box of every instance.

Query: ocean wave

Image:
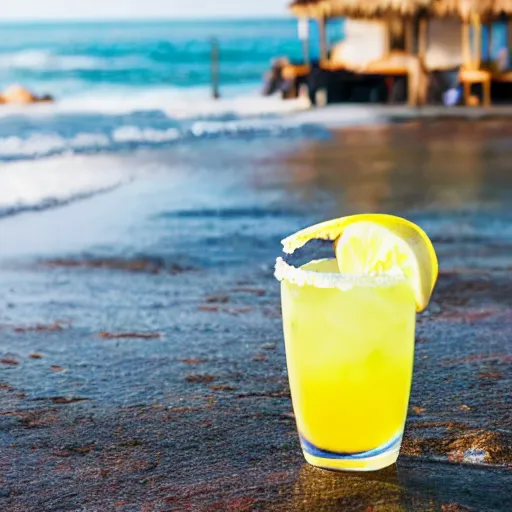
[0,114,320,161]
[162,93,311,120]
[112,126,181,143]
[0,133,110,157]
[0,50,142,71]
[0,85,310,118]
[189,118,289,137]
[53,87,310,117]
[0,154,130,217]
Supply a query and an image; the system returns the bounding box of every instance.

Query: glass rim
[274,257,407,290]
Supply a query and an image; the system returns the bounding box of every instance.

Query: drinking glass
[277,257,416,471]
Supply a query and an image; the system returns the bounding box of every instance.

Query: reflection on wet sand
[279,119,512,213]
[269,459,511,511]
[275,463,409,511]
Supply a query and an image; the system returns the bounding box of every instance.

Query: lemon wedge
[281,214,438,312]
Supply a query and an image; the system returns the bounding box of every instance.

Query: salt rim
[274,257,406,290]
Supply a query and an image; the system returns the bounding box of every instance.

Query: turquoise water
[0,18,346,96]
[0,19,333,217]
[0,19,308,95]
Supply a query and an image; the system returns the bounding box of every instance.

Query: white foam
[112,126,181,143]
[0,134,67,157]
[0,84,310,119]
[0,111,309,160]
[164,93,311,120]
[0,154,130,215]
[0,50,141,72]
[70,133,110,148]
[0,127,181,159]
[0,132,110,158]
[292,104,384,128]
[0,84,314,162]
[190,119,282,136]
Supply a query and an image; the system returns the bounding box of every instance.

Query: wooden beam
[418,17,427,62]
[462,20,472,69]
[384,18,391,57]
[318,16,327,62]
[472,15,482,69]
[407,57,420,107]
[404,17,414,54]
[409,18,425,107]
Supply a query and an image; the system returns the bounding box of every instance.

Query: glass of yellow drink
[275,215,437,472]
[277,258,415,471]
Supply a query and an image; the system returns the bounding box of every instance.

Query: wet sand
[1,120,512,511]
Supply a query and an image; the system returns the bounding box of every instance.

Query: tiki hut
[288,0,512,105]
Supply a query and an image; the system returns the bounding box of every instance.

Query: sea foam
[0,154,130,217]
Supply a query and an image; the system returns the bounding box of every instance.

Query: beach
[1,114,512,510]
[0,17,511,512]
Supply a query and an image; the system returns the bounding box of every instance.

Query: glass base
[300,434,402,472]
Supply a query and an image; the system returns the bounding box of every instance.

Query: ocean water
[0,19,330,217]
[0,20,305,94]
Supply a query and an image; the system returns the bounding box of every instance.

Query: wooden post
[483,76,491,106]
[211,38,220,99]
[472,15,482,69]
[464,80,471,105]
[414,17,428,107]
[384,17,391,57]
[318,16,327,62]
[462,20,472,69]
[404,17,414,54]
[418,17,427,62]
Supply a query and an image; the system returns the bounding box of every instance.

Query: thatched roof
[290,0,512,19]
[291,0,426,18]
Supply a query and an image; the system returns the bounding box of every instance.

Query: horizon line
[0,15,293,24]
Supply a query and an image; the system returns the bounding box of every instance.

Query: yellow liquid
[281,259,416,470]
